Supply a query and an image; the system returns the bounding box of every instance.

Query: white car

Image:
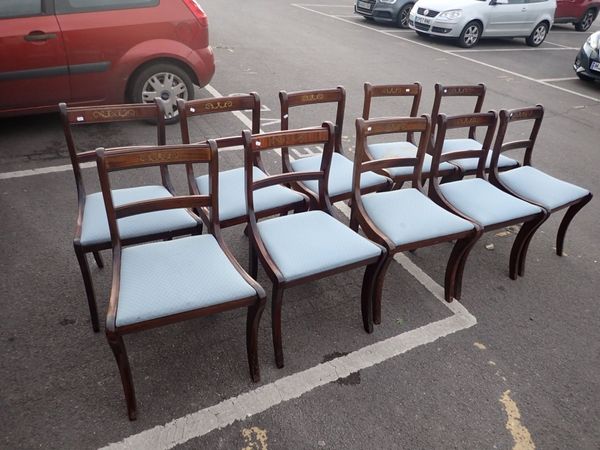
[408,0,557,48]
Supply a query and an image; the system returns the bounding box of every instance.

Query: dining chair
[361,82,458,186]
[242,123,386,368]
[279,86,391,227]
[178,94,308,230]
[60,101,203,332]
[430,83,519,178]
[429,112,547,287]
[489,105,592,273]
[352,115,481,324]
[95,142,266,420]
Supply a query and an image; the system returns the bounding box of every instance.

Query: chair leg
[444,237,474,302]
[556,193,592,256]
[92,251,104,269]
[246,297,266,382]
[349,207,359,232]
[373,257,393,325]
[360,262,380,333]
[107,333,137,421]
[516,214,548,277]
[271,284,285,369]
[249,240,258,280]
[509,214,545,280]
[453,232,481,301]
[74,245,100,333]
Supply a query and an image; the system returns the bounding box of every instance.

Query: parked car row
[356,0,599,48]
[0,0,215,122]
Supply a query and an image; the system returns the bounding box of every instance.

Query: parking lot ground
[1,1,599,449]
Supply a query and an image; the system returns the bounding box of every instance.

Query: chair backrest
[362,82,422,144]
[431,83,486,140]
[430,112,498,185]
[489,105,544,185]
[59,100,169,198]
[242,123,336,222]
[354,115,432,194]
[95,143,217,247]
[279,87,345,171]
[177,93,263,173]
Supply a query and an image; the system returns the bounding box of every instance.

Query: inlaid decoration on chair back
[354,115,432,194]
[489,105,544,185]
[95,143,217,246]
[242,123,336,219]
[279,87,345,170]
[362,82,422,145]
[431,112,497,183]
[59,100,169,196]
[430,83,486,140]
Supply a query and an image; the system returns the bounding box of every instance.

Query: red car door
[0,1,70,112]
[556,0,579,18]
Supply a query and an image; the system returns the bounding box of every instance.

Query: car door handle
[521,7,527,11]
[24,32,57,42]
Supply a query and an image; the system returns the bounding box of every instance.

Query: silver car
[408,0,557,48]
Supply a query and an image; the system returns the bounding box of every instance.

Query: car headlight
[378,0,397,4]
[438,9,462,20]
[585,32,600,51]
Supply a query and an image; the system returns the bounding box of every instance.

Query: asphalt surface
[1,1,599,449]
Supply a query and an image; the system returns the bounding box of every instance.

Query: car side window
[0,0,42,19]
[55,0,159,14]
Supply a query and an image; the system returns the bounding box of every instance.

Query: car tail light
[182,0,209,27]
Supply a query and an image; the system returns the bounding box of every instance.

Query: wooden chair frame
[429,112,548,284]
[352,115,481,321]
[489,105,593,266]
[279,86,391,205]
[178,93,308,228]
[59,100,202,332]
[96,142,266,420]
[362,82,458,185]
[243,124,386,368]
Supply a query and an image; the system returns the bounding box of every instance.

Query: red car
[555,0,599,31]
[0,0,214,122]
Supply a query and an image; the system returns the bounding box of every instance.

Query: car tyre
[130,62,194,124]
[574,8,596,31]
[397,3,414,29]
[526,22,548,47]
[458,21,482,48]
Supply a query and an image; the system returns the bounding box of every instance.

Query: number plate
[591,61,600,72]
[358,1,372,10]
[415,16,431,25]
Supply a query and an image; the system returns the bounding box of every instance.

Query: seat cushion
[498,166,589,211]
[362,189,474,247]
[440,178,542,227]
[116,235,256,327]
[290,152,388,198]
[256,210,382,282]
[442,138,518,172]
[368,141,456,177]
[80,185,198,246]
[196,166,305,222]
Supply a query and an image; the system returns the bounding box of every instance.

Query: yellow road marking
[500,390,535,450]
[242,426,268,450]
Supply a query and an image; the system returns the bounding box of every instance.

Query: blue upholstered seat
[362,189,474,246]
[441,138,518,172]
[116,235,256,327]
[256,210,382,282]
[289,152,388,197]
[498,166,590,211]
[80,185,198,246]
[440,178,542,227]
[196,166,305,222]
[368,141,457,177]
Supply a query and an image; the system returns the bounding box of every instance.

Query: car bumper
[354,3,398,23]
[408,13,462,37]
[573,44,600,80]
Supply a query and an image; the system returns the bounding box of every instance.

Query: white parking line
[450,47,578,53]
[100,84,477,449]
[539,76,580,82]
[293,3,600,103]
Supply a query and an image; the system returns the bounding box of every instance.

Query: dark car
[0,0,215,122]
[555,0,599,31]
[574,31,600,80]
[354,0,415,28]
